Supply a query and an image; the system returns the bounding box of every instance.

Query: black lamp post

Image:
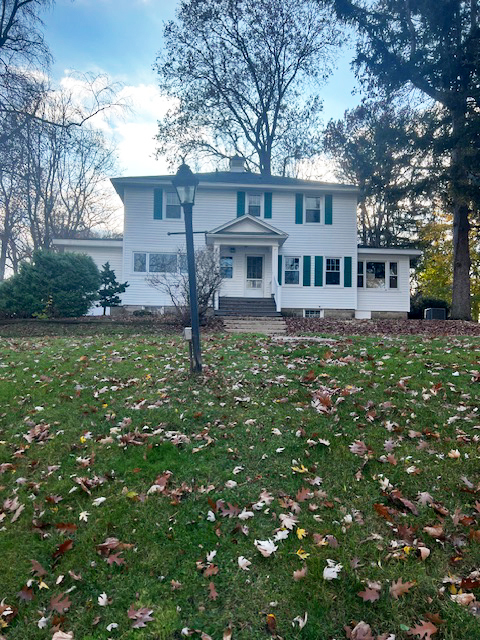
[172,163,202,373]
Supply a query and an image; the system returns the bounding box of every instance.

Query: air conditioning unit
[424,308,447,320]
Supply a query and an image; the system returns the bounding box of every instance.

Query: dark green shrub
[409,293,450,319]
[132,309,153,317]
[0,250,100,318]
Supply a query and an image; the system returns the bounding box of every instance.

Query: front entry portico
[206,215,288,310]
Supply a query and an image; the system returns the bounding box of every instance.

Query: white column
[213,242,220,310]
[271,244,278,282]
[271,244,281,311]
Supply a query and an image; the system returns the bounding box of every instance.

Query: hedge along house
[53,157,421,318]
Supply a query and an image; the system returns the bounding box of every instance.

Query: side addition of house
[53,158,421,318]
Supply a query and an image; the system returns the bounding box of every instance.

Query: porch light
[172,163,199,205]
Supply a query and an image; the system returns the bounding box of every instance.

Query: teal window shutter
[153,188,163,220]
[325,194,333,225]
[344,256,352,287]
[295,193,303,224]
[278,255,282,285]
[303,256,311,286]
[237,191,246,217]
[314,256,323,286]
[264,192,272,218]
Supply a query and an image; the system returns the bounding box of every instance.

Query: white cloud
[57,72,175,176]
[110,83,175,176]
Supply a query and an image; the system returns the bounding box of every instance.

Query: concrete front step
[222,316,287,335]
[216,311,281,317]
[217,296,279,317]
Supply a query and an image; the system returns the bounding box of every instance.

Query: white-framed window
[133,252,147,273]
[165,191,181,219]
[133,252,185,274]
[284,257,300,285]
[220,256,233,279]
[389,262,398,288]
[149,253,177,273]
[304,309,322,318]
[325,257,341,285]
[366,261,386,288]
[357,261,364,287]
[305,196,321,223]
[247,193,262,217]
[179,253,188,274]
[364,261,399,289]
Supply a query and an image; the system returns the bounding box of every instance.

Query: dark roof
[111,171,358,201]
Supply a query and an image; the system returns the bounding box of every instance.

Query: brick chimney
[229,155,246,172]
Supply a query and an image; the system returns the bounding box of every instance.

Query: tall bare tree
[22,85,119,251]
[155,0,342,176]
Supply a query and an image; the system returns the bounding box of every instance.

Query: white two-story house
[53,157,421,318]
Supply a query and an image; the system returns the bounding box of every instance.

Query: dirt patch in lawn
[286,317,480,336]
[0,315,225,338]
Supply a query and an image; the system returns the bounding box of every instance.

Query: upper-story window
[305,196,321,223]
[165,191,181,219]
[247,193,262,217]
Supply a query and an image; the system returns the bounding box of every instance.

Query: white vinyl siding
[120,185,356,309]
[357,254,410,312]
[58,184,418,314]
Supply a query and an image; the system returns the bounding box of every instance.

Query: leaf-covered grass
[0,329,479,639]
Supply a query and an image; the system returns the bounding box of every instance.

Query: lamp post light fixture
[172,163,202,373]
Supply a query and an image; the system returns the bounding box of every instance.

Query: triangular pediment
[209,214,287,236]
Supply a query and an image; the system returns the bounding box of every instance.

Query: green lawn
[0,330,479,639]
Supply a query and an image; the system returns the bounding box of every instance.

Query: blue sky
[42,0,360,178]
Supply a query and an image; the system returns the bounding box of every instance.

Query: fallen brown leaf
[389,578,415,599]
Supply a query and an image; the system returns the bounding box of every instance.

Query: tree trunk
[258,149,272,176]
[0,233,7,280]
[359,198,368,245]
[451,200,471,319]
[450,109,471,320]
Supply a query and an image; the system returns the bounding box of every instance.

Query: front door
[245,255,263,297]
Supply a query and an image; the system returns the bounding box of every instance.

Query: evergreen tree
[330,0,480,319]
[324,100,431,247]
[97,262,128,315]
